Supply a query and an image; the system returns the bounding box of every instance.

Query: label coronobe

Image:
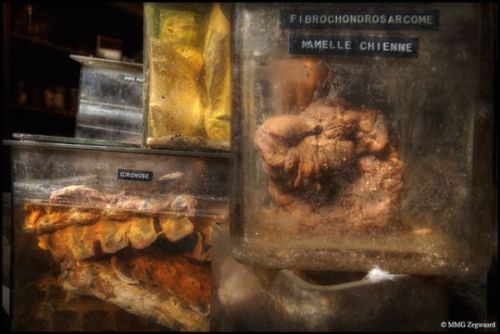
[117,168,153,182]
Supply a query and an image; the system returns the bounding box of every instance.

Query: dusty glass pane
[6,137,229,331]
[230,3,495,278]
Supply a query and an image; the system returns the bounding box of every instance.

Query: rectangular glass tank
[72,55,143,145]
[230,3,495,278]
[143,3,231,151]
[212,224,449,331]
[5,134,229,331]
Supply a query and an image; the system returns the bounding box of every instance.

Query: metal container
[72,55,143,145]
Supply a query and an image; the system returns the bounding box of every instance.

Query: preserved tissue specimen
[255,96,404,231]
[61,251,209,332]
[146,3,231,150]
[203,3,231,144]
[20,273,167,331]
[266,59,329,115]
[22,173,212,331]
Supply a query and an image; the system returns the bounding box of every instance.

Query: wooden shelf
[11,106,76,137]
[13,103,75,118]
[12,32,91,56]
[106,3,143,18]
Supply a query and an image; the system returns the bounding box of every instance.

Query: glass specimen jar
[230,3,495,278]
[213,223,449,331]
[143,3,231,151]
[4,134,229,331]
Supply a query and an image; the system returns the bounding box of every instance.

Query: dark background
[1,2,143,193]
[0,2,143,330]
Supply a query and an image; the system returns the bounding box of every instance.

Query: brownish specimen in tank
[61,255,209,331]
[254,97,404,229]
[26,185,211,263]
[266,58,329,115]
[22,172,215,331]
